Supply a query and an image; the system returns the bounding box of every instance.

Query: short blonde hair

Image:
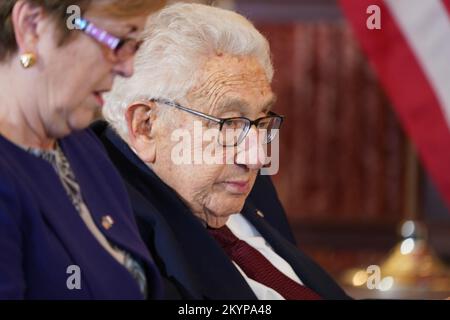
[0,0,166,61]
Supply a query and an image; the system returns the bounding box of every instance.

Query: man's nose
[234,126,267,170]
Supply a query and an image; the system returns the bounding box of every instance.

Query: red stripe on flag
[442,0,450,16]
[340,0,450,210]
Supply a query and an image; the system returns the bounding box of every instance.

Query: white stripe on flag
[385,0,450,129]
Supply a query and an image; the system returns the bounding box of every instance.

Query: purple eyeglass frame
[74,17,122,51]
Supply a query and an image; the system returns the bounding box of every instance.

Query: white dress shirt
[226,213,304,300]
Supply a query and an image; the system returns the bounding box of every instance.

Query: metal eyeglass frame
[151,98,284,147]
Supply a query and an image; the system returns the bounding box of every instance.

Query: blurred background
[170,0,450,299]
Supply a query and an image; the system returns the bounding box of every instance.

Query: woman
[0,0,165,299]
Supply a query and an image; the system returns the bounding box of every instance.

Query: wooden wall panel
[256,22,407,226]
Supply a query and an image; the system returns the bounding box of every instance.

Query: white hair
[103,2,274,140]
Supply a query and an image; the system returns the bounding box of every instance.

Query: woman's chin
[68,109,97,132]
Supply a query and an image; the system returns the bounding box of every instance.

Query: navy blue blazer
[93,122,350,300]
[0,129,162,299]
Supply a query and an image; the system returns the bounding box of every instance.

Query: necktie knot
[208,225,240,247]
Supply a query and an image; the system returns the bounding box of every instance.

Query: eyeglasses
[151,98,284,147]
[74,17,142,62]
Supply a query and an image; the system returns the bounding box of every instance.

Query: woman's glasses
[74,17,142,62]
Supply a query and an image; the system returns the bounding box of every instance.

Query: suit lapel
[124,182,204,299]
[10,146,142,298]
[59,136,151,266]
[124,161,257,300]
[58,134,163,298]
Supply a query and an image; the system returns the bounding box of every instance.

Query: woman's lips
[222,180,250,194]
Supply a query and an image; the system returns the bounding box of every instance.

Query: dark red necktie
[209,225,322,300]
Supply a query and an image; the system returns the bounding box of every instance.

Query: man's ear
[126,102,157,164]
[11,1,45,56]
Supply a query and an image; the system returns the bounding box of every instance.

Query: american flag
[340,0,450,211]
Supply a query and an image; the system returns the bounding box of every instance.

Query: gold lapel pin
[102,215,115,230]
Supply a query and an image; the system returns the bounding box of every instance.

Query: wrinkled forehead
[188,54,275,116]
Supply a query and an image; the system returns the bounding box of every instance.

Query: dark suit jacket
[0,129,162,299]
[92,121,350,300]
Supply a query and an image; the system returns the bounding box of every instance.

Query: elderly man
[95,3,349,300]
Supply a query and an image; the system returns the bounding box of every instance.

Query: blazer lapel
[121,158,257,300]
[59,136,153,266]
[124,182,203,299]
[17,152,142,298]
[58,134,163,298]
